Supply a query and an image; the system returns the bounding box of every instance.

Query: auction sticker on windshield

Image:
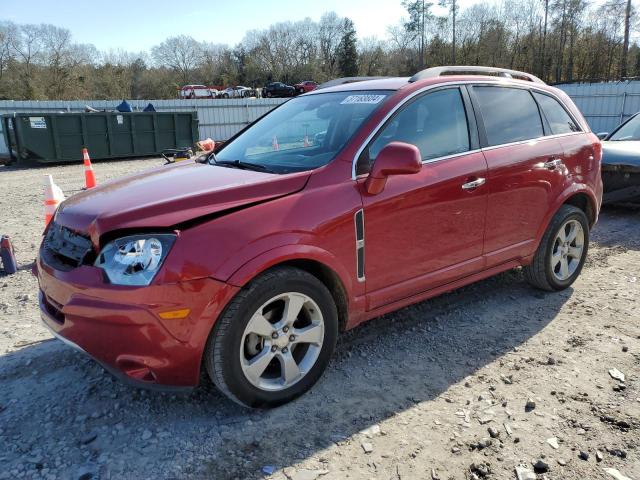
[340,94,387,105]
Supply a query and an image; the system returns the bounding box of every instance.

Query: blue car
[599,113,640,203]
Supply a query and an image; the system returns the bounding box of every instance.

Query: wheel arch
[227,246,353,332]
[275,259,349,332]
[530,187,599,260]
[562,191,597,227]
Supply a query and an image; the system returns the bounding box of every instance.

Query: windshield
[213,90,392,173]
[609,114,640,141]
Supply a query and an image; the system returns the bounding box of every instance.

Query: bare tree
[318,12,345,78]
[151,35,202,84]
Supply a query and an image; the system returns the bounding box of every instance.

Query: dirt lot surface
[0,158,638,480]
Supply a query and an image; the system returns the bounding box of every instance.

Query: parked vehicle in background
[37,66,601,408]
[293,81,317,94]
[179,85,219,99]
[262,82,295,98]
[218,86,254,99]
[597,112,640,204]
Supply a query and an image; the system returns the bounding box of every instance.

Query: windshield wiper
[213,159,275,173]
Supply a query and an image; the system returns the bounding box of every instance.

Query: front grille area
[43,222,95,270]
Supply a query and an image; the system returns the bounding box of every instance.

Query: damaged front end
[602,162,640,204]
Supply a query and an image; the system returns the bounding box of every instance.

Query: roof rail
[316,76,391,90]
[409,66,545,84]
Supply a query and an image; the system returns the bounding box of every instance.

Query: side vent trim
[354,209,365,282]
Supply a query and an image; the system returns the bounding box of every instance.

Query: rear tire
[524,205,589,291]
[204,267,338,408]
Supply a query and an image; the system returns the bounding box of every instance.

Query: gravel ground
[0,158,638,480]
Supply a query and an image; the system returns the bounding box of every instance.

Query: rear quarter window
[473,86,543,146]
[533,92,581,135]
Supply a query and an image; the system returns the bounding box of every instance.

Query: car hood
[602,141,640,167]
[55,161,310,245]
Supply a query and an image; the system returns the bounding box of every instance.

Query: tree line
[0,0,636,101]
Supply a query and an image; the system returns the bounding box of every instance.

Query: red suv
[294,80,317,94]
[37,66,602,407]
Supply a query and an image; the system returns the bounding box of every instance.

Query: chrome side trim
[480,131,584,152]
[351,80,585,180]
[354,209,365,282]
[353,148,483,180]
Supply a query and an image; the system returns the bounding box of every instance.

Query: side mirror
[364,142,422,195]
[597,132,609,140]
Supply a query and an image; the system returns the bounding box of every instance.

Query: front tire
[204,267,338,408]
[524,205,589,291]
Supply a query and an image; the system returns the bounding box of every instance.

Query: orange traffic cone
[44,174,65,227]
[272,136,279,151]
[0,235,18,275]
[82,148,97,189]
[303,134,311,147]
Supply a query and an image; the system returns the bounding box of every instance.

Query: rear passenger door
[469,85,567,267]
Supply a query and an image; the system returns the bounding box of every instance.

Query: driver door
[359,86,489,310]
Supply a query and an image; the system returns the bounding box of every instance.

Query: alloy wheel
[240,292,324,391]
[550,219,585,281]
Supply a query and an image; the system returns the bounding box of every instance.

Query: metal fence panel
[555,81,640,133]
[0,98,287,156]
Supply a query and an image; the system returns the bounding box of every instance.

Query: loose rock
[533,459,549,474]
[515,465,536,480]
[608,368,625,382]
[604,468,633,480]
[546,437,559,449]
[525,398,536,412]
[361,442,373,454]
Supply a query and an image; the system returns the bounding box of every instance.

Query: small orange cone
[82,148,97,189]
[272,136,279,151]
[44,174,65,227]
[303,134,311,147]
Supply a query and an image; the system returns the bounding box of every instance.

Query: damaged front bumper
[602,163,640,204]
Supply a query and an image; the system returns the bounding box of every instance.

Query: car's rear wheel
[204,267,338,408]
[524,205,589,291]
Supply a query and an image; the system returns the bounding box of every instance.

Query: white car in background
[218,86,254,99]
[179,85,218,99]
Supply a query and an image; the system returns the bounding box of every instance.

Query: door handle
[544,158,563,169]
[462,177,486,190]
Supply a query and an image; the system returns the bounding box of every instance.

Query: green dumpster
[2,111,199,164]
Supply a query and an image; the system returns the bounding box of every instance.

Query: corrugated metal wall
[555,81,640,134]
[0,98,288,156]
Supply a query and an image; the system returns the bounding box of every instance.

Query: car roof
[309,74,560,96]
[310,77,410,94]
[309,66,556,95]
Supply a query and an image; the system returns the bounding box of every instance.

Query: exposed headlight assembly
[95,234,176,286]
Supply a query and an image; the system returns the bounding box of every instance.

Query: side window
[474,87,543,146]
[359,88,470,174]
[533,92,581,135]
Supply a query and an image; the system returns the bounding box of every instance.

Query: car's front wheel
[204,267,338,408]
[524,205,589,291]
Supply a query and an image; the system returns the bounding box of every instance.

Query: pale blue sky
[3,0,414,51]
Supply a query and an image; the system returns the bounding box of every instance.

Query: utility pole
[452,0,457,64]
[541,0,549,80]
[621,0,632,78]
[421,0,426,68]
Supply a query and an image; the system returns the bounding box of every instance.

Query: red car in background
[37,66,602,408]
[294,80,317,94]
